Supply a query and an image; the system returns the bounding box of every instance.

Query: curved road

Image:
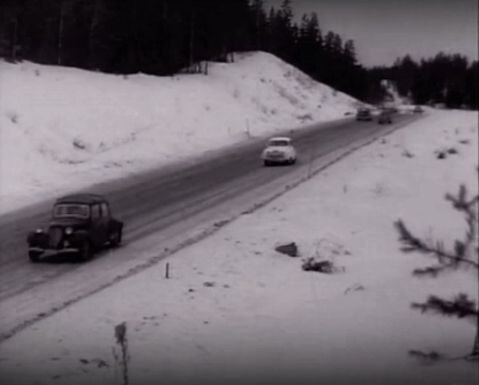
[0,114,421,341]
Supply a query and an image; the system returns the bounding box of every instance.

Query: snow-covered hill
[0,52,359,213]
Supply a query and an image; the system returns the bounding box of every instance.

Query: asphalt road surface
[0,113,421,341]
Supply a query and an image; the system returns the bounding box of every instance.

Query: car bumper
[263,155,291,163]
[28,245,81,255]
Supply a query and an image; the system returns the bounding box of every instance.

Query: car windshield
[268,139,289,147]
[53,204,90,219]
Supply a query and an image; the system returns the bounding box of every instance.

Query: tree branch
[395,220,479,270]
[411,294,478,320]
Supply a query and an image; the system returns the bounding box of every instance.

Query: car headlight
[65,227,73,235]
[35,228,43,233]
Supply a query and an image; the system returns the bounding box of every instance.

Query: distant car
[27,194,123,262]
[356,108,373,121]
[413,105,424,113]
[378,109,393,124]
[261,137,297,166]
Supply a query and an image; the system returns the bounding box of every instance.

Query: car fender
[27,231,49,247]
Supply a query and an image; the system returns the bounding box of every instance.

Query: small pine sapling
[395,182,479,361]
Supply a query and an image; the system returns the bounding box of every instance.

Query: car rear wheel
[78,240,92,261]
[264,160,271,167]
[110,228,122,247]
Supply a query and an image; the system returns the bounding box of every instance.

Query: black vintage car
[377,109,393,124]
[27,194,123,262]
[355,108,373,121]
[413,105,424,113]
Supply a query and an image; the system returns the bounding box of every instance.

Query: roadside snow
[0,109,477,385]
[0,52,359,213]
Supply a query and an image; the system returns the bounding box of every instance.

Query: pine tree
[395,182,479,360]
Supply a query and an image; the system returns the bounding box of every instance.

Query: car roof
[55,193,107,205]
[269,137,291,142]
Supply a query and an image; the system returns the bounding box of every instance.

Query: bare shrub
[302,258,335,273]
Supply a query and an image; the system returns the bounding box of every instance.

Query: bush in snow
[344,283,365,294]
[402,149,415,158]
[395,181,479,360]
[434,147,459,159]
[302,258,335,273]
[72,138,88,150]
[297,113,313,122]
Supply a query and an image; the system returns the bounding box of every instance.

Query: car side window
[101,203,110,218]
[91,204,101,220]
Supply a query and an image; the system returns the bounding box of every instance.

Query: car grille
[48,227,63,249]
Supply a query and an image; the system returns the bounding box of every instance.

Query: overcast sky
[265,0,478,67]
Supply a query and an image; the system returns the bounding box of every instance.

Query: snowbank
[0,52,359,213]
[0,109,477,385]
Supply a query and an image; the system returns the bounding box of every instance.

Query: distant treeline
[0,0,477,109]
[370,54,478,109]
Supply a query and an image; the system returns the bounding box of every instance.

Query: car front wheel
[110,228,122,247]
[28,250,42,263]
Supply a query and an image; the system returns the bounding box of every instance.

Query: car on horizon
[377,109,393,124]
[26,193,123,262]
[261,137,297,166]
[355,107,373,121]
[413,105,424,113]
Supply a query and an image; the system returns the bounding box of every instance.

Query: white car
[261,137,297,166]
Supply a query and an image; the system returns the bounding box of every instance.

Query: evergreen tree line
[0,0,254,74]
[0,0,476,108]
[0,0,368,99]
[369,53,478,109]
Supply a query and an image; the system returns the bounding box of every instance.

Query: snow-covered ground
[0,109,477,385]
[0,52,359,214]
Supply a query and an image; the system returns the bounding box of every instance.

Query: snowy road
[0,113,420,342]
